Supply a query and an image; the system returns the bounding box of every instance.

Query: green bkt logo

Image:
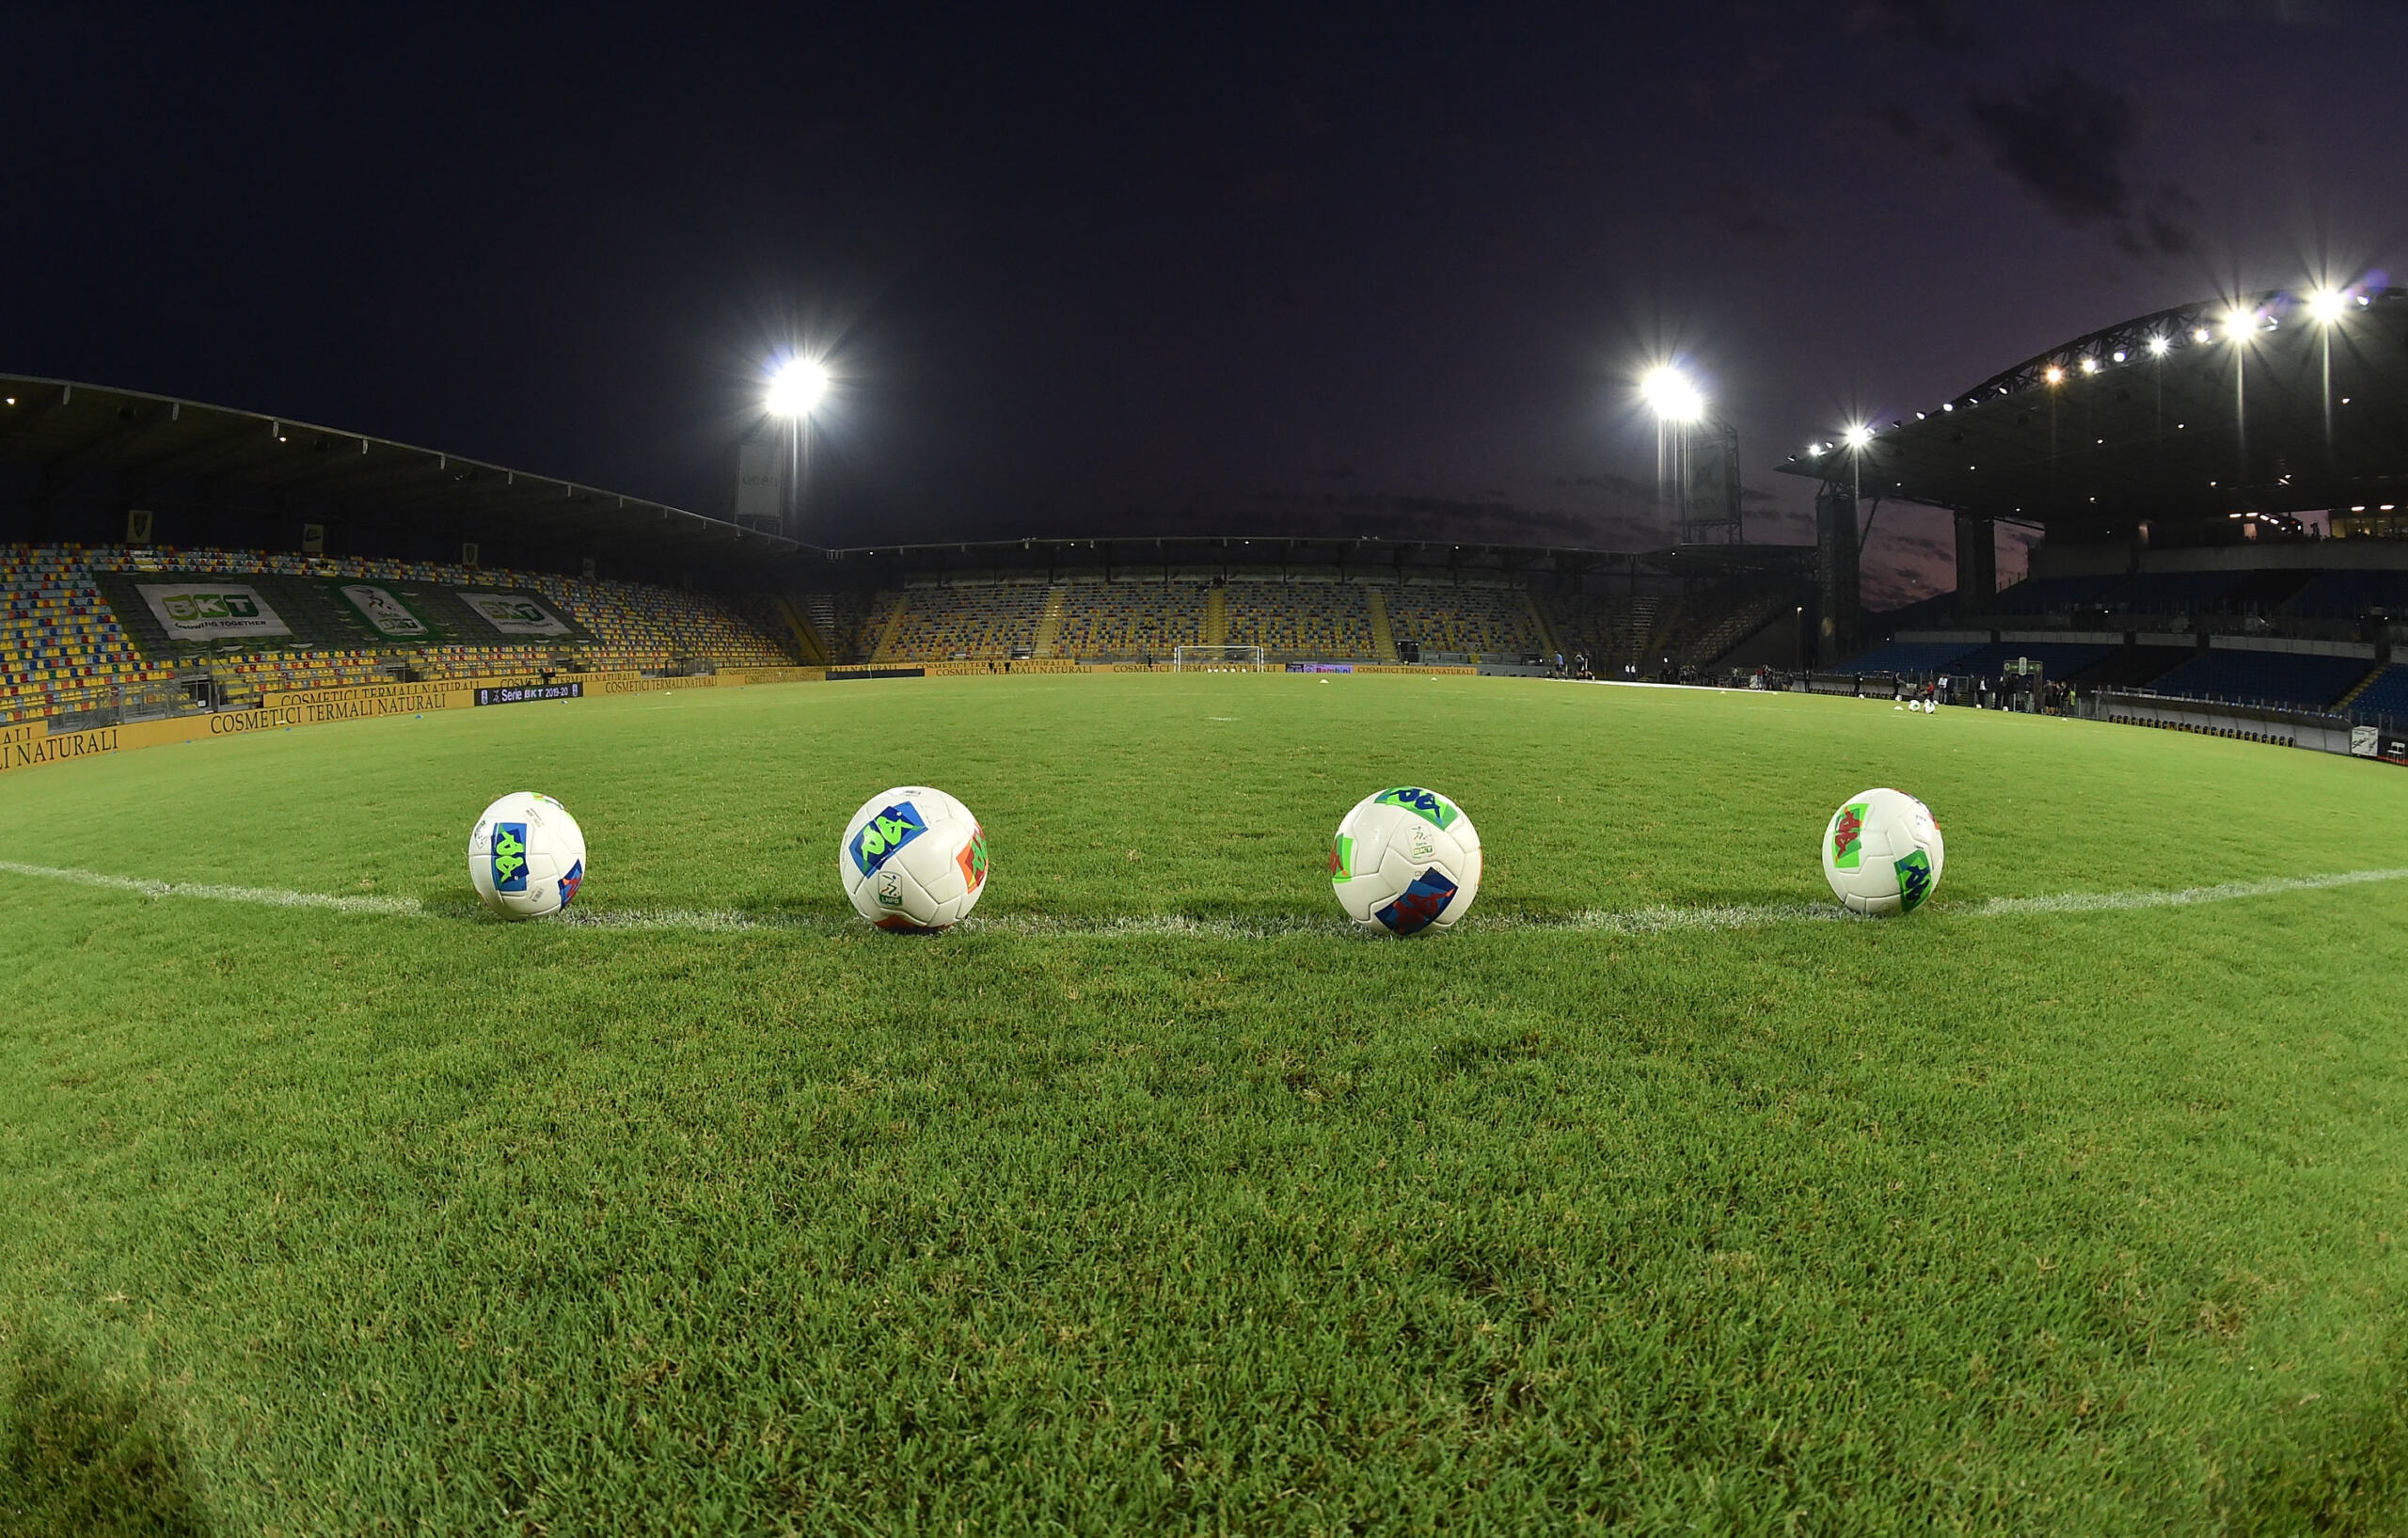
[1328,832,1355,882]
[1373,787,1456,830]
[162,592,261,621]
[1831,802,1868,870]
[1894,849,1934,912]
[849,801,927,876]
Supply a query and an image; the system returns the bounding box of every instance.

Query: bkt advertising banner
[332,581,434,640]
[457,590,572,637]
[137,582,292,641]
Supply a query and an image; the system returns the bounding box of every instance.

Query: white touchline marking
[1,859,2402,939]
[0,859,426,915]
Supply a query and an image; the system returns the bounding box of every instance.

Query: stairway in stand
[1032,586,1068,658]
[1203,587,1228,646]
[1364,587,1400,662]
[2336,661,2390,711]
[869,594,911,663]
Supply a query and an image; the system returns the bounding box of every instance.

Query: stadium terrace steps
[1364,587,1398,662]
[2,545,794,726]
[868,595,912,662]
[1202,587,1228,646]
[2334,661,2392,713]
[1032,586,1068,658]
[1385,584,1539,661]
[2344,664,2408,721]
[1834,640,1980,674]
[2144,648,2374,712]
[2067,645,2192,690]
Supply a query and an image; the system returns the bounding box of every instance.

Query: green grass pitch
[4,673,2407,1534]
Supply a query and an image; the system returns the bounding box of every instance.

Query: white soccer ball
[1822,787,1944,916]
[467,791,588,920]
[1329,786,1482,935]
[840,786,990,932]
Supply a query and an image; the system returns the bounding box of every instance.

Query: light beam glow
[767,357,831,417]
[1640,366,1704,422]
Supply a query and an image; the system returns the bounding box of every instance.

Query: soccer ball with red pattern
[839,786,991,932]
[1328,786,1481,935]
[1821,787,1944,916]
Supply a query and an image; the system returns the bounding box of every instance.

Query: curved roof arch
[1776,287,2408,529]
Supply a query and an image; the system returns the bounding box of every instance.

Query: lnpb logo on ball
[1375,867,1459,936]
[849,802,927,877]
[490,821,531,894]
[1893,848,1934,912]
[1374,787,1457,831]
[1831,801,1868,869]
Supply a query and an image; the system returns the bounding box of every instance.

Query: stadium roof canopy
[1775,287,2408,529]
[808,533,1815,584]
[0,374,797,571]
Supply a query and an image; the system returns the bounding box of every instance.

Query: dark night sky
[7,2,2405,602]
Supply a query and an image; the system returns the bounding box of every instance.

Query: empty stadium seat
[1834,640,1980,674]
[1,544,792,724]
[2145,648,2372,711]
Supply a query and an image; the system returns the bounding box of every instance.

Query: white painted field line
[0,859,426,915]
[2,858,2402,938]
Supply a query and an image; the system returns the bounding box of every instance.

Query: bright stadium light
[767,357,830,417]
[2308,288,2350,324]
[2223,308,2258,341]
[1845,423,1873,448]
[2044,365,2065,384]
[1640,366,1704,421]
[2193,326,2212,344]
[2080,357,2099,374]
[2148,336,2170,356]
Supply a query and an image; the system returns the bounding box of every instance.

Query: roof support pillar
[1814,483,1861,664]
[1954,514,1996,622]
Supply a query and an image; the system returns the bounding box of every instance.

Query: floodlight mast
[1642,366,1745,546]
[765,357,831,538]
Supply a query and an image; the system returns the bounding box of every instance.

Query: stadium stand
[2143,648,2374,711]
[1833,640,1980,674]
[2100,571,2246,616]
[1938,641,2117,679]
[1224,582,1374,658]
[1984,573,2125,615]
[2064,645,2192,690]
[1385,583,1540,659]
[2283,569,2408,619]
[0,544,792,722]
[1541,592,1659,669]
[1051,581,1209,659]
[0,546,181,724]
[2345,664,2408,721]
[882,583,1049,660]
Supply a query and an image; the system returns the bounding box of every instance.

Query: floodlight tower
[765,357,830,537]
[1640,367,1745,546]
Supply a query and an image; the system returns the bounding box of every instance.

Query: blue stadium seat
[2284,570,2408,619]
[2345,664,2408,721]
[1939,642,2115,678]
[2147,649,2372,710]
[1835,640,1978,674]
[1985,574,2123,614]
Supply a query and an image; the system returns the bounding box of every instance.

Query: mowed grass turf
[3,673,2407,1535]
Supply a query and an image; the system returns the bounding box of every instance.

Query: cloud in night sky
[1967,70,2201,255]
